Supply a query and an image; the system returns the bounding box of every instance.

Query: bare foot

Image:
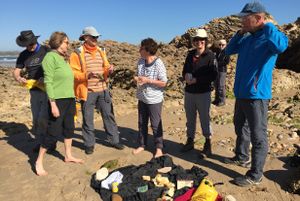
[154,148,163,158]
[65,156,84,164]
[35,163,48,176]
[132,147,144,155]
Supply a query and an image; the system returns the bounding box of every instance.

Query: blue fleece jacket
[225,22,288,99]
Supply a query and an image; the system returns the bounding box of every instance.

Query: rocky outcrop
[277,18,300,72]
[169,16,242,49]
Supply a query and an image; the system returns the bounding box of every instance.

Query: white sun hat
[193,29,208,38]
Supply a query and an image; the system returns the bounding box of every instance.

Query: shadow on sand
[264,156,299,192]
[1,119,241,181]
[83,125,243,181]
[0,121,41,173]
[0,121,69,173]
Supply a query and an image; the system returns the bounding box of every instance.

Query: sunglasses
[27,43,35,47]
[91,36,99,39]
[193,37,206,42]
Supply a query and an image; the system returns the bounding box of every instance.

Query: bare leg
[132,146,145,155]
[35,147,48,176]
[154,148,163,158]
[64,138,84,163]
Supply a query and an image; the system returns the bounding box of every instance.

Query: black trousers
[214,71,227,103]
[42,98,75,149]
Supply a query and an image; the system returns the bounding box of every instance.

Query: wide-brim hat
[236,1,267,17]
[16,30,39,47]
[79,26,101,41]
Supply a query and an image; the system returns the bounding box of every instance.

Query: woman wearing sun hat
[181,28,217,158]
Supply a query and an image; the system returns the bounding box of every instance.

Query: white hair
[219,39,227,45]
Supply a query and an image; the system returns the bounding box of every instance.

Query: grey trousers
[184,91,212,139]
[81,90,120,147]
[29,89,48,144]
[234,99,269,180]
[138,101,163,149]
[214,72,226,103]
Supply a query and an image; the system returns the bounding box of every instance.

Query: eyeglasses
[91,36,99,39]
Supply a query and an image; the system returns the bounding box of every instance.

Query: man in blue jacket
[224,2,288,187]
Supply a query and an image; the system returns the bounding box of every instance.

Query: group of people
[14,28,126,176]
[13,1,288,188]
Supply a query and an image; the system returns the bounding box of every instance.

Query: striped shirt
[136,58,167,104]
[85,51,107,92]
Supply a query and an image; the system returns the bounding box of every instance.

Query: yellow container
[74,102,81,122]
[112,182,119,193]
[22,79,45,91]
[191,178,218,201]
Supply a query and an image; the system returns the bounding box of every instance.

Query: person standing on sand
[35,31,83,176]
[69,26,124,155]
[181,29,217,158]
[211,39,230,107]
[224,1,288,187]
[13,30,53,152]
[133,38,168,158]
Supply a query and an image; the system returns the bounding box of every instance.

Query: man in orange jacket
[69,26,124,154]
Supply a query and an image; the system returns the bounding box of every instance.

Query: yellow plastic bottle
[191,178,218,201]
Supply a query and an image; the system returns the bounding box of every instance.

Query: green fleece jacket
[42,51,74,99]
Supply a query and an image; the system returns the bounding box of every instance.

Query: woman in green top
[35,31,83,176]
